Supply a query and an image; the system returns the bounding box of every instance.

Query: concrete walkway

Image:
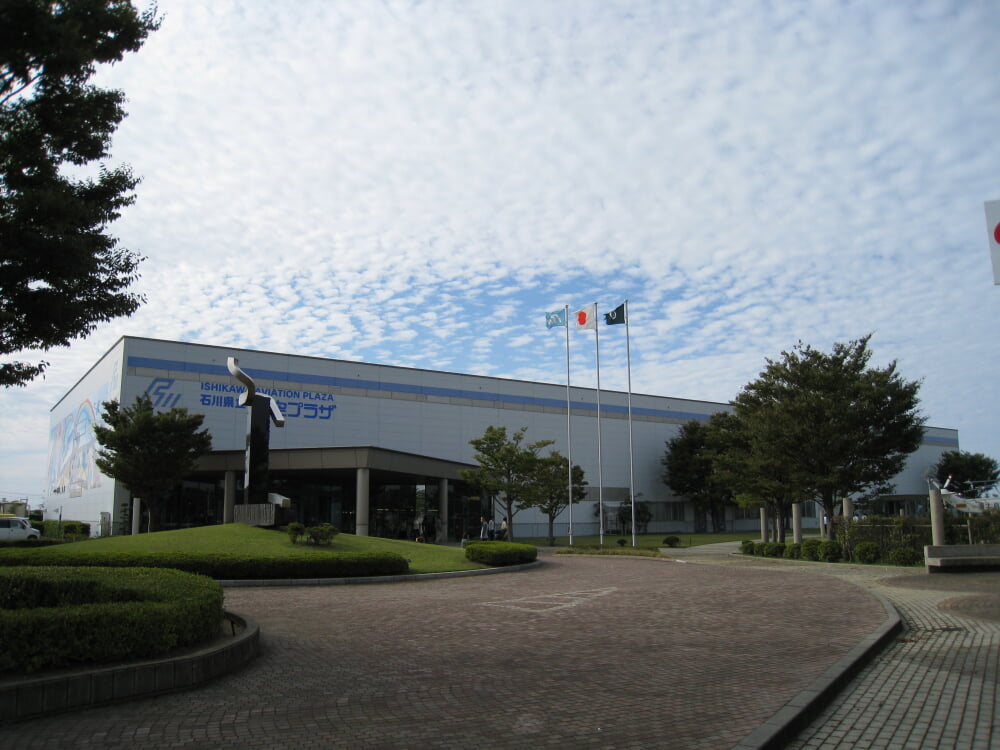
[671,541,1000,750]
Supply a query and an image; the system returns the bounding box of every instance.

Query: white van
[0,516,40,541]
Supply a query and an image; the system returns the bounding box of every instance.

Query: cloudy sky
[2,0,999,503]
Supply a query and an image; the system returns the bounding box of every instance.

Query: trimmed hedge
[0,566,223,674]
[0,548,409,579]
[464,541,537,566]
[38,520,91,539]
[853,541,881,564]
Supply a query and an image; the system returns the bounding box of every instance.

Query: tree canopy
[933,450,999,497]
[1,0,160,386]
[519,450,587,546]
[662,415,734,533]
[728,335,924,531]
[459,425,554,542]
[93,394,212,532]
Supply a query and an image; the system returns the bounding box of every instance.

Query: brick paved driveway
[2,555,886,749]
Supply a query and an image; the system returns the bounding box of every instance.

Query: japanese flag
[574,303,598,330]
[986,200,1000,285]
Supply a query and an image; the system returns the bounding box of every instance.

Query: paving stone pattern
[670,544,1000,750]
[2,554,885,750]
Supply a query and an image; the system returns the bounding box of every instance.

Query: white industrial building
[48,336,959,540]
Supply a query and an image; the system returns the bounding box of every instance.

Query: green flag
[604,302,626,325]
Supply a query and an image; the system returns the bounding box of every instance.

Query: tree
[459,425,553,542]
[729,335,924,537]
[519,451,587,546]
[933,450,999,497]
[614,496,652,537]
[662,415,735,533]
[93,394,212,532]
[1,1,160,386]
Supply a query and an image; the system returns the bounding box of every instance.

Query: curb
[0,611,259,724]
[217,559,544,587]
[730,590,902,750]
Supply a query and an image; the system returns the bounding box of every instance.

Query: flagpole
[564,304,573,547]
[595,302,604,547]
[625,300,636,548]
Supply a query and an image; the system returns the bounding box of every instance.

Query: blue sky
[2,0,999,503]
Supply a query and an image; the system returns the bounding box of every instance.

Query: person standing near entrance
[479,516,489,540]
[487,517,496,540]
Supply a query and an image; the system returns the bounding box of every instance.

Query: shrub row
[0,548,408,579]
[464,541,538,566]
[740,539,844,562]
[0,566,223,674]
[740,537,924,566]
[36,520,91,539]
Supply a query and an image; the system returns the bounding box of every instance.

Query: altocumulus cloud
[1,0,998,501]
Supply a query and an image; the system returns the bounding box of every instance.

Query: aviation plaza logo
[144,378,336,420]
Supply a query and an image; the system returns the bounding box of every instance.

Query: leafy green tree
[933,450,999,497]
[1,1,160,386]
[662,415,736,533]
[729,335,924,537]
[459,425,553,542]
[614,496,653,536]
[519,451,587,546]
[93,394,212,532]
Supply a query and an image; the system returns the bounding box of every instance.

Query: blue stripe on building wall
[127,355,710,423]
[127,355,961,448]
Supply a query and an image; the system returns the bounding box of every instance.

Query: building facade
[48,337,960,539]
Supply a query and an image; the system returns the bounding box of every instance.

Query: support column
[439,478,449,543]
[355,467,370,537]
[759,506,769,543]
[792,502,803,544]
[131,498,141,535]
[223,470,236,524]
[929,486,946,546]
[842,496,854,521]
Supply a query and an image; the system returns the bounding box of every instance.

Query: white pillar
[131,497,141,535]
[223,470,236,524]
[792,502,803,544]
[356,467,370,537]
[759,506,769,543]
[842,496,854,520]
[439,478,449,543]
[928,487,946,546]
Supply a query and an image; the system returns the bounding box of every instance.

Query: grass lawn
[39,524,487,575]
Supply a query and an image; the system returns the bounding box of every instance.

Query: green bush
[662,536,681,548]
[853,541,881,564]
[783,543,801,559]
[739,540,756,555]
[889,546,922,567]
[0,566,223,674]
[286,522,305,544]
[800,538,823,561]
[305,523,339,545]
[0,548,408,579]
[753,542,767,556]
[464,541,537,566]
[763,542,786,557]
[39,520,91,540]
[818,540,843,562]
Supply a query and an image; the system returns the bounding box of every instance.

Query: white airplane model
[929,475,1000,515]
